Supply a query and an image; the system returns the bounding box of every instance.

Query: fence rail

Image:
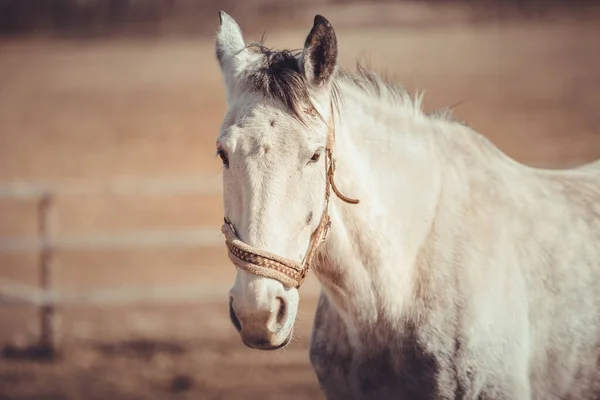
[0,175,222,199]
[0,227,224,252]
[0,277,231,307]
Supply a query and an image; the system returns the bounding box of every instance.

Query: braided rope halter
[221,104,360,289]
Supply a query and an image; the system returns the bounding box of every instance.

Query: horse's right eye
[217,149,229,169]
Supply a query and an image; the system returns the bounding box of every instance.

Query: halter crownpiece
[221,104,359,289]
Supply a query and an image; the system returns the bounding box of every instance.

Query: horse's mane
[241,41,458,124]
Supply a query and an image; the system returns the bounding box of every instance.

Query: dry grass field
[0,2,599,399]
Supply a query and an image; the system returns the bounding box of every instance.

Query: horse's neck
[314,90,465,332]
[312,88,510,338]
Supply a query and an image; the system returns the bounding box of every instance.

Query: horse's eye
[217,149,229,169]
[310,150,322,163]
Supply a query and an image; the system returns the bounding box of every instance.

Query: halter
[221,104,360,289]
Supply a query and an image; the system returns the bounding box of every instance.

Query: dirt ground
[1,2,600,399]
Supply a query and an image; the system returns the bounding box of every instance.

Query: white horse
[214,11,600,400]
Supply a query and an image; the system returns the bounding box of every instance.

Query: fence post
[38,193,57,355]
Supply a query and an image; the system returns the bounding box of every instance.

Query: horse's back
[576,159,600,171]
[439,160,600,399]
[518,168,600,399]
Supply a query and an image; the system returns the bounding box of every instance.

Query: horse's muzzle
[228,295,292,350]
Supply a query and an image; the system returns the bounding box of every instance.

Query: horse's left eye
[310,150,322,163]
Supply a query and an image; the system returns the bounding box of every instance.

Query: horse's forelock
[240,43,315,122]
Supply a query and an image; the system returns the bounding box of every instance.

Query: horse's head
[214,12,343,350]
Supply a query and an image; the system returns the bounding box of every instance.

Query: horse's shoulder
[309,292,355,399]
[310,292,352,364]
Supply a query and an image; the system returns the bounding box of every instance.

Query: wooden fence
[0,176,228,353]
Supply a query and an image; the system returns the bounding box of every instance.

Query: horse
[213,11,600,400]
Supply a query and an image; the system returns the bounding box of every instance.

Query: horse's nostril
[229,296,242,332]
[275,297,287,327]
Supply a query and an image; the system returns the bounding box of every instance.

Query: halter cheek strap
[221,104,359,289]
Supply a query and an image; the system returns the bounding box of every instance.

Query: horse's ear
[215,11,250,91]
[299,15,338,89]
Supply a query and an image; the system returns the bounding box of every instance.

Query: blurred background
[0,0,599,399]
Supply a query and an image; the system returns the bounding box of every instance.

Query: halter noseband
[221,104,359,289]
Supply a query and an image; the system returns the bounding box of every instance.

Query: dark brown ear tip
[313,15,331,28]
